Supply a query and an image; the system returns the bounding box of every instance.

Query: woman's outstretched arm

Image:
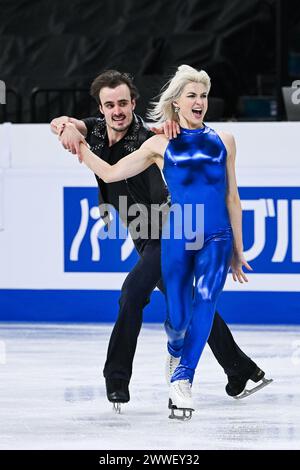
[77,136,163,183]
[220,131,253,283]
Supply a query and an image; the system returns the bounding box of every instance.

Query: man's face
[99,84,136,132]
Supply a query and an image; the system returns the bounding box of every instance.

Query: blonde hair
[147,65,211,123]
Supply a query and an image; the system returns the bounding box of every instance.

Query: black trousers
[103,238,257,382]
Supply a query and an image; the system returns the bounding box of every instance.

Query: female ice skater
[74,65,252,420]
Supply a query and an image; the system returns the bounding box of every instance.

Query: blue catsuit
[161,125,233,384]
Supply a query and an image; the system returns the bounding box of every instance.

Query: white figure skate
[168,379,194,420]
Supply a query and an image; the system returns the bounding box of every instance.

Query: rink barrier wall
[0,123,299,324]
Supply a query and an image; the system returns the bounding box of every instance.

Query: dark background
[0,0,300,122]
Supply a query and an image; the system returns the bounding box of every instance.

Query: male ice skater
[51,70,272,411]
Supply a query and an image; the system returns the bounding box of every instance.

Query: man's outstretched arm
[50,115,88,137]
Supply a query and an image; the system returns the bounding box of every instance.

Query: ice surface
[0,323,299,450]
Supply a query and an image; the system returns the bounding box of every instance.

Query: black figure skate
[226,367,273,400]
[105,378,130,413]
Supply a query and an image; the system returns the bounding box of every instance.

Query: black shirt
[99,134,137,226]
[82,116,168,239]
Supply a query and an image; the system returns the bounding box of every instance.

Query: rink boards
[0,122,299,323]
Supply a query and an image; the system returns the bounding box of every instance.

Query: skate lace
[168,355,180,375]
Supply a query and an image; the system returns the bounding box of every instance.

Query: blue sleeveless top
[163,125,232,239]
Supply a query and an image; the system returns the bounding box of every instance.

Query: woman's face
[174,81,208,128]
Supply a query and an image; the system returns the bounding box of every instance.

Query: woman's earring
[174,106,180,113]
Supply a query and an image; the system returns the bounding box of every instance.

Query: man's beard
[108,116,132,133]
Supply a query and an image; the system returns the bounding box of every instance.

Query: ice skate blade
[168,399,194,421]
[233,377,273,400]
[112,402,122,414]
[168,408,193,421]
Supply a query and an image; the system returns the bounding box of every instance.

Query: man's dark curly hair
[90,70,139,104]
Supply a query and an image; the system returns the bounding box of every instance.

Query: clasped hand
[57,123,88,162]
